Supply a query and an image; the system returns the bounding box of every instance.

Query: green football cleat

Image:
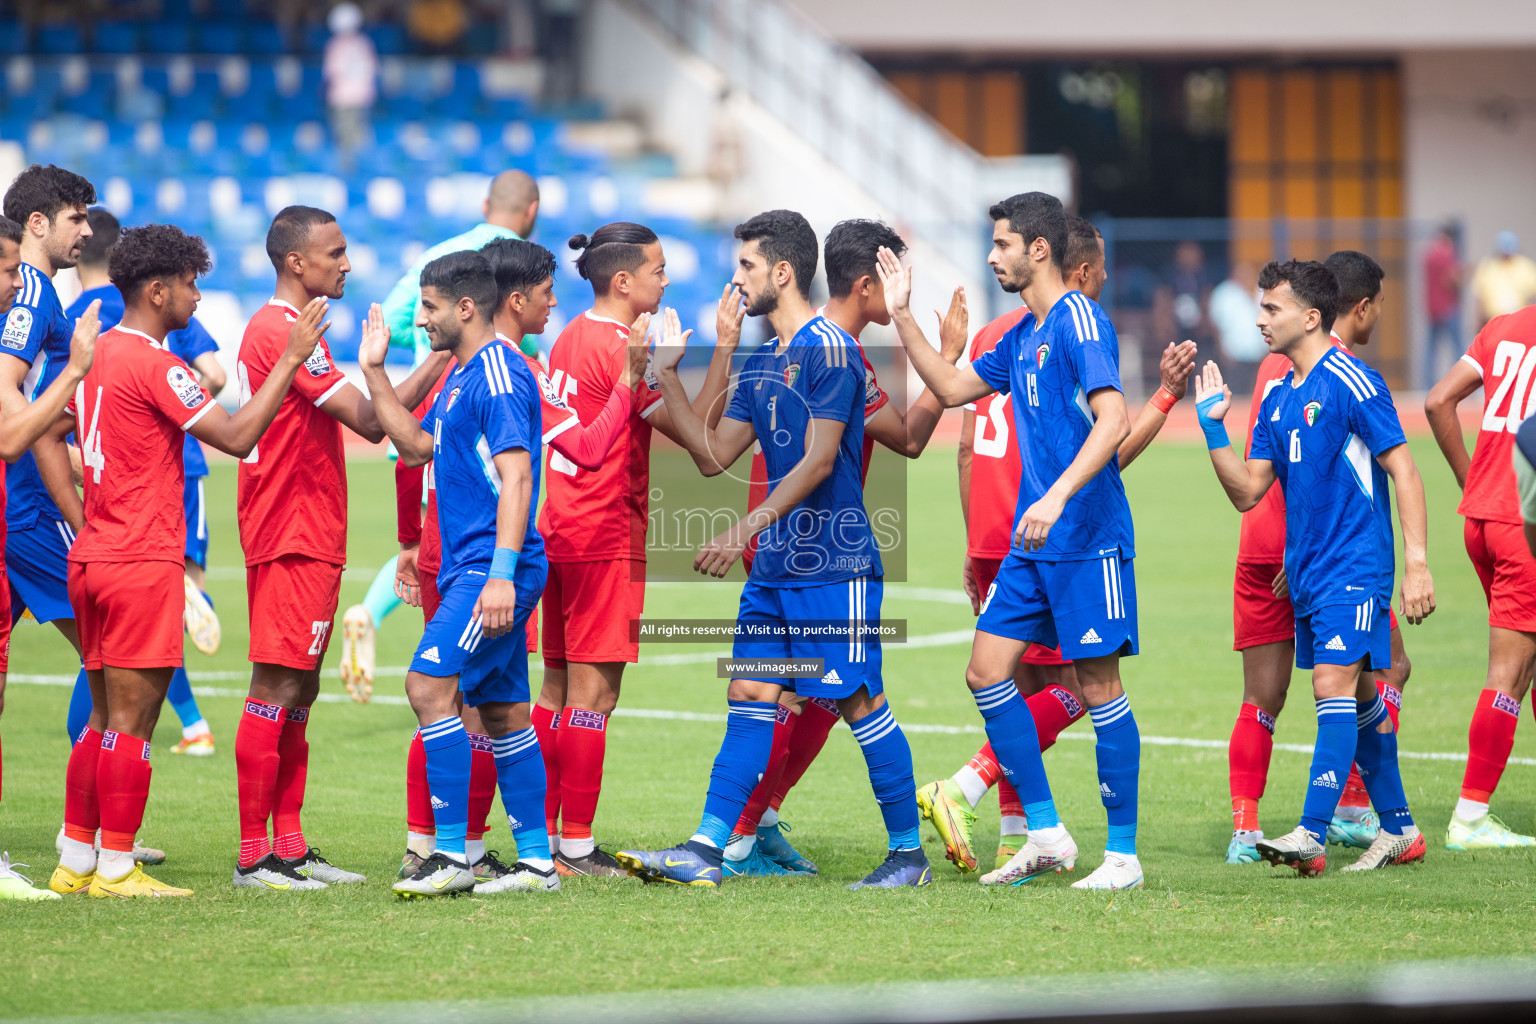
[916,779,978,873]
[0,854,60,900]
[1446,812,1536,850]
[1326,811,1378,849]
[995,834,1026,872]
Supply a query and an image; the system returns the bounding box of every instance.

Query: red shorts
[69,560,183,670]
[1465,517,1536,632]
[0,567,12,673]
[1233,561,1294,650]
[541,558,645,667]
[971,556,1069,666]
[246,555,344,670]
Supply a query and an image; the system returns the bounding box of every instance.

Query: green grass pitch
[1,438,1534,1019]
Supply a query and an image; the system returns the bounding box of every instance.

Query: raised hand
[654,306,691,375]
[1192,361,1231,421]
[875,246,912,317]
[1160,340,1199,399]
[937,285,968,362]
[286,295,330,364]
[619,311,652,387]
[66,298,101,377]
[716,283,745,350]
[358,302,390,370]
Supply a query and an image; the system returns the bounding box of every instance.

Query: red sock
[97,730,151,854]
[965,744,1004,789]
[735,705,796,834]
[405,729,435,835]
[1026,685,1087,752]
[468,733,497,838]
[1462,688,1521,802]
[556,708,607,842]
[769,697,840,810]
[997,778,1025,821]
[235,699,285,867]
[1339,765,1371,809]
[530,703,561,835]
[1377,680,1402,731]
[1,730,4,802]
[64,726,103,844]
[272,706,310,860]
[1229,703,1275,830]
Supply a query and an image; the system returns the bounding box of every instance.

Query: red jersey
[1457,306,1536,525]
[965,306,1030,559]
[68,326,214,564]
[1235,351,1295,563]
[235,299,351,567]
[538,310,664,562]
[412,362,454,576]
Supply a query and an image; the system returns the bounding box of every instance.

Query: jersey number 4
[78,384,106,483]
[1482,341,1536,433]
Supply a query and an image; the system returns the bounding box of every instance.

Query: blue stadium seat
[147,21,194,55]
[302,24,329,55]
[93,22,140,54]
[36,24,82,55]
[367,23,407,55]
[248,22,286,56]
[0,21,25,53]
[198,22,246,55]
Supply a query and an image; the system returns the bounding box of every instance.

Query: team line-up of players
[0,160,1532,902]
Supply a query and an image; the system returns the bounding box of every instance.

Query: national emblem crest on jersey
[166,364,203,408]
[2,306,32,350]
[785,363,801,387]
[303,347,330,377]
[1035,343,1050,369]
[1303,400,1323,426]
[445,386,462,411]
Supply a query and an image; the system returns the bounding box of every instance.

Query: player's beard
[429,322,460,352]
[745,279,779,318]
[995,256,1033,294]
[47,233,80,271]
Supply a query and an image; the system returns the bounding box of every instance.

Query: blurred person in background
[1209,260,1266,398]
[409,0,469,53]
[323,2,379,173]
[1472,230,1536,327]
[1153,240,1213,392]
[1421,221,1463,387]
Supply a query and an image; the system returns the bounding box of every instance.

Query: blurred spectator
[1153,239,1214,360]
[409,0,469,53]
[1209,260,1266,397]
[1421,220,1463,387]
[323,3,378,172]
[539,0,584,104]
[1472,230,1536,326]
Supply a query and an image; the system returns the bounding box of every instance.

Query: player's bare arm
[1195,361,1278,511]
[474,446,531,639]
[876,247,993,408]
[1117,339,1198,471]
[1376,442,1436,624]
[1424,358,1482,489]
[866,285,967,458]
[190,350,226,398]
[958,408,980,613]
[321,344,452,444]
[1016,385,1129,551]
[0,299,99,462]
[695,414,848,579]
[190,295,326,459]
[652,307,756,475]
[647,284,745,442]
[357,302,435,466]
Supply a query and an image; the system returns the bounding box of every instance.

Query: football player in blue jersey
[359,251,558,898]
[615,209,931,889]
[881,191,1145,891]
[1195,258,1435,876]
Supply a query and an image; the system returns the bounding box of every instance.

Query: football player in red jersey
[231,207,449,889]
[1427,299,1536,849]
[534,222,739,876]
[44,225,318,897]
[917,217,1198,874]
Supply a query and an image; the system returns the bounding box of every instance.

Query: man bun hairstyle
[482,237,558,307]
[420,250,498,322]
[989,191,1068,271]
[568,222,658,295]
[109,224,211,300]
[265,205,337,271]
[1258,259,1340,331]
[824,218,905,299]
[1063,215,1102,274]
[735,209,818,298]
[2,163,96,226]
[78,207,122,268]
[1324,249,1385,311]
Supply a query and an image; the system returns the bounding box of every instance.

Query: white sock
[465,838,485,863]
[561,835,595,859]
[724,833,756,860]
[1335,803,1371,823]
[182,719,211,741]
[952,767,988,808]
[407,831,435,859]
[1030,824,1067,845]
[59,836,96,874]
[547,833,560,855]
[96,848,136,881]
[522,856,555,872]
[1455,797,1489,821]
[687,833,720,849]
[1234,829,1263,845]
[438,850,469,866]
[759,807,780,829]
[999,815,1028,837]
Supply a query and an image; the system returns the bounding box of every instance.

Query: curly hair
[3,164,96,226]
[109,224,212,299]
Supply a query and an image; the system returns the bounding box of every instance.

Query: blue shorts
[183,474,208,568]
[8,520,76,624]
[1295,599,1390,671]
[730,576,883,699]
[408,570,535,707]
[976,552,1138,660]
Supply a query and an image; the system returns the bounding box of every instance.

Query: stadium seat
[368,23,408,56]
[93,22,141,54]
[0,21,25,54]
[248,22,286,57]
[198,22,246,56]
[35,24,82,56]
[146,21,194,55]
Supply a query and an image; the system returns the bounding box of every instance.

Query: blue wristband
[489,547,519,581]
[1195,393,1230,450]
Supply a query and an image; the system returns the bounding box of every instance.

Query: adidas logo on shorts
[822,668,843,686]
[1080,628,1103,644]
[421,646,441,664]
[1324,635,1347,651]
[1312,770,1340,789]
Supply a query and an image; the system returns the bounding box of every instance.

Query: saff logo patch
[1035,343,1050,369]
[166,364,204,408]
[2,306,32,350]
[303,347,331,377]
[537,370,568,410]
[1303,400,1323,426]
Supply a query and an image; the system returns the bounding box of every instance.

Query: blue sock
[692,700,777,849]
[492,727,551,863]
[1089,693,1140,856]
[972,680,1058,828]
[849,702,921,851]
[1353,694,1414,834]
[65,667,91,741]
[420,716,471,859]
[167,668,203,730]
[1300,697,1359,842]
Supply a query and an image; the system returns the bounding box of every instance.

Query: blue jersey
[421,339,547,598]
[2,263,73,530]
[1249,346,1406,615]
[971,291,1134,561]
[724,314,881,587]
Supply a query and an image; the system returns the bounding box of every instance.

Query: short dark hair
[1324,250,1385,310]
[735,209,818,298]
[0,216,21,246]
[109,224,211,300]
[824,219,905,299]
[2,164,96,227]
[78,207,122,268]
[265,205,337,271]
[420,250,497,322]
[989,192,1068,271]
[481,237,558,307]
[1258,259,1340,331]
[1063,216,1102,273]
[568,222,658,295]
